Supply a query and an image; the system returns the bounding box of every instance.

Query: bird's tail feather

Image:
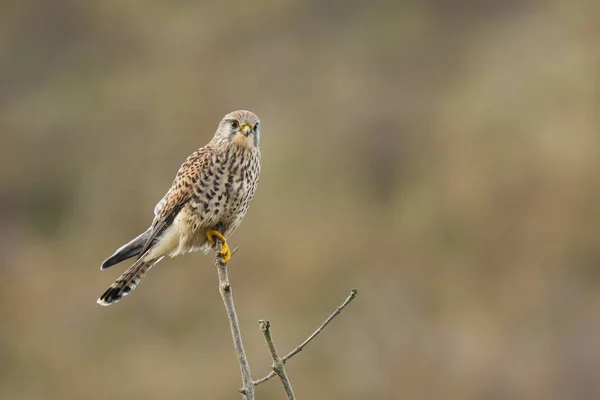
[100,228,152,270]
[97,256,163,306]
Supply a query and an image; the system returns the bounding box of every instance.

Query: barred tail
[96,257,163,306]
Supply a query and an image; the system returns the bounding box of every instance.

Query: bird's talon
[220,246,231,264]
[205,229,224,246]
[207,235,216,246]
[206,229,231,263]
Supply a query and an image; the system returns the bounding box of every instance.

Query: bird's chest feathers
[196,147,259,224]
[223,148,259,200]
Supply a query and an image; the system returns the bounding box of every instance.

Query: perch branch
[253,288,359,387]
[259,320,296,399]
[214,240,254,400]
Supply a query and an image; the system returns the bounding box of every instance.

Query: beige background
[0,1,598,399]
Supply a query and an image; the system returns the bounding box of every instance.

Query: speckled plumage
[97,110,261,306]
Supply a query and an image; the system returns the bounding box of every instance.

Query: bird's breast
[190,147,260,233]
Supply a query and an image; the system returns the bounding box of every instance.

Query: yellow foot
[205,229,231,263]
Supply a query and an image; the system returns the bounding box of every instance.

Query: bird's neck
[213,138,259,156]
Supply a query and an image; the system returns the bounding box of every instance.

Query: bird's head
[213,110,260,150]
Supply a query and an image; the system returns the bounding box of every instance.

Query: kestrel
[97,110,261,306]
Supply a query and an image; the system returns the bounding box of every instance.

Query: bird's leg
[205,229,231,263]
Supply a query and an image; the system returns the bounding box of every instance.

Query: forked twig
[259,320,296,399]
[253,289,359,387]
[213,238,358,398]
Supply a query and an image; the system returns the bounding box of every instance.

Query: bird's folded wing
[139,146,213,257]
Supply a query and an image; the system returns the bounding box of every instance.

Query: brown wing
[138,145,214,257]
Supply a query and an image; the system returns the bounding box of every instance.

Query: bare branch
[253,289,359,387]
[214,240,254,400]
[283,288,359,361]
[252,370,274,387]
[212,237,359,397]
[259,320,296,399]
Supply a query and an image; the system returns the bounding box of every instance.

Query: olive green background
[0,1,598,399]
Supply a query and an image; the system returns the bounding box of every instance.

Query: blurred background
[0,0,598,399]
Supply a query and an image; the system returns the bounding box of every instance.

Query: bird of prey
[97,110,261,306]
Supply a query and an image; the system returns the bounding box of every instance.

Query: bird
[97,110,261,306]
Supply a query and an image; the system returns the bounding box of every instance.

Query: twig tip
[259,319,270,331]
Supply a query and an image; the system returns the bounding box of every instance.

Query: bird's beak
[241,124,252,137]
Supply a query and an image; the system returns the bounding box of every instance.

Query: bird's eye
[230,120,239,129]
[254,122,259,131]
